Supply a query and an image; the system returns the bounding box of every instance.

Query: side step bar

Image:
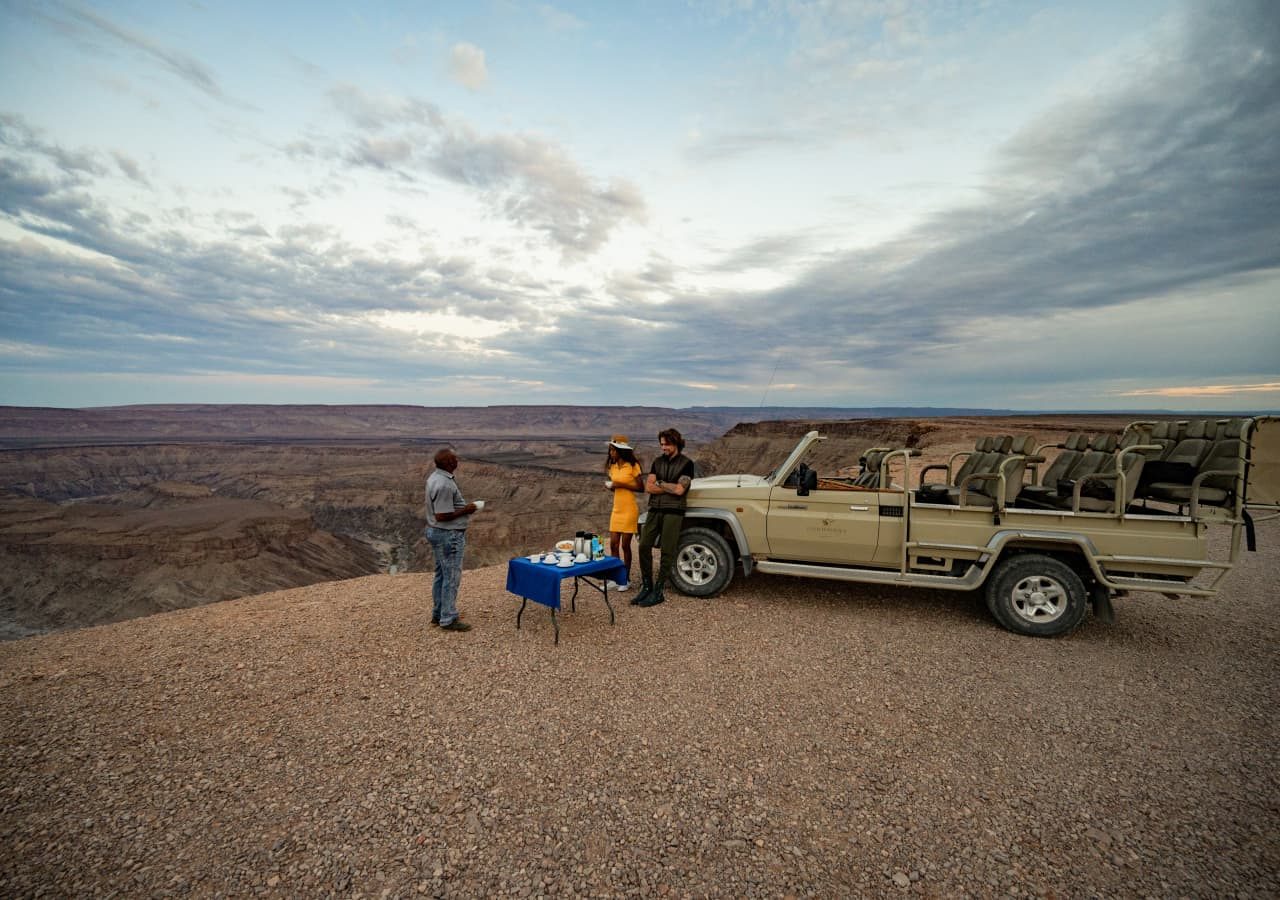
[754,560,983,592]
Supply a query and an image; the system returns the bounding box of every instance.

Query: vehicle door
[766,477,880,565]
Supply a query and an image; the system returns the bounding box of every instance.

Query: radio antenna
[759,353,783,408]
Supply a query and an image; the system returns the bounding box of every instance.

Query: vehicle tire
[670,526,734,598]
[984,554,1088,637]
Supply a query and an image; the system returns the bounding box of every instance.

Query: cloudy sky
[1,0,1277,411]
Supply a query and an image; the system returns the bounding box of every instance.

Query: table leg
[516,597,527,630]
[570,577,580,612]
[603,583,615,625]
[551,608,559,645]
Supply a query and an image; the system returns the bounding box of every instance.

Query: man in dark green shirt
[635,428,696,607]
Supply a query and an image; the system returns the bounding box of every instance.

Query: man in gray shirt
[425,448,482,632]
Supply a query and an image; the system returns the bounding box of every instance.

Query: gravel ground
[1,519,1277,898]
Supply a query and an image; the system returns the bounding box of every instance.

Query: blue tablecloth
[506,556,627,610]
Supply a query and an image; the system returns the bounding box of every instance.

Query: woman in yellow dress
[604,435,644,590]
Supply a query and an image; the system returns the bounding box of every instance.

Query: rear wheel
[670,526,733,598]
[985,554,1088,637]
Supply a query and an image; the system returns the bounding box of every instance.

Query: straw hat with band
[608,434,633,450]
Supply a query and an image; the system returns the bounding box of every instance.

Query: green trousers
[638,510,683,584]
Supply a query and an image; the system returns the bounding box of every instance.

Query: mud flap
[1090,581,1115,625]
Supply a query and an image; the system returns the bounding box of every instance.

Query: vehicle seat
[1145,418,1247,508]
[1019,433,1088,502]
[1137,420,1214,495]
[1074,447,1146,512]
[853,450,886,488]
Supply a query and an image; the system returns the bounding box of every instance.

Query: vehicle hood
[690,474,770,490]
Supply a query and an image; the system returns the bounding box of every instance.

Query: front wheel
[670,526,734,598]
[984,554,1088,637]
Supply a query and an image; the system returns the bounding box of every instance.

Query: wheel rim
[1009,574,1068,624]
[676,543,719,586]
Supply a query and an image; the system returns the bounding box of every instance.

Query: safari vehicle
[665,417,1279,636]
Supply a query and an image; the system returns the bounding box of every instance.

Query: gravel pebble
[1,519,1277,897]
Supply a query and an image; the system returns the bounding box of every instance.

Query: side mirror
[796,463,818,496]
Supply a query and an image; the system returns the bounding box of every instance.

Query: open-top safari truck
[664,416,1279,636]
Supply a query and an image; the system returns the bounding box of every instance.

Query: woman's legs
[610,530,634,585]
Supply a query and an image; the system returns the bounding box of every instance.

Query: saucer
[543,556,559,564]
[557,559,574,568]
[527,554,541,562]
[574,554,589,563]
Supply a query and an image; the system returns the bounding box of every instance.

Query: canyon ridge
[0,405,1140,638]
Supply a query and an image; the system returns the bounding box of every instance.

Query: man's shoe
[431,616,440,626]
[637,580,665,608]
[440,620,472,632]
[631,579,653,606]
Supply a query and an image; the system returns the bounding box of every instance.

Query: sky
[0,0,1277,412]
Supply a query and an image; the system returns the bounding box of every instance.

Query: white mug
[604,480,613,489]
[473,500,485,511]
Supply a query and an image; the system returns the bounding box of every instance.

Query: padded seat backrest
[854,450,885,487]
[1117,450,1146,506]
[1040,434,1087,486]
[1162,428,1213,469]
[972,435,1013,477]
[1000,436,1037,502]
[1198,438,1244,495]
[1183,419,1209,440]
[951,437,992,486]
[1119,427,1148,450]
[1159,421,1190,458]
[1067,434,1117,482]
[1218,418,1248,439]
[955,436,1019,501]
[1147,421,1176,459]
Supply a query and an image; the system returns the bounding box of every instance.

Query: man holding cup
[425,448,483,632]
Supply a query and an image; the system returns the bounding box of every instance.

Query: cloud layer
[0,1,1276,410]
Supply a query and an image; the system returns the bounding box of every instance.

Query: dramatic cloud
[320,84,646,255]
[0,1,1275,408]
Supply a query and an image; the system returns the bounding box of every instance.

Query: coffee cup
[473,500,485,511]
[575,553,588,563]
[605,480,613,489]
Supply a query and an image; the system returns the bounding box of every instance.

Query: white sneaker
[607,580,629,592]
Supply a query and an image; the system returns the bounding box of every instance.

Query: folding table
[505,556,626,644]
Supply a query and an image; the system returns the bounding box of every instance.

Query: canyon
[0,406,1136,638]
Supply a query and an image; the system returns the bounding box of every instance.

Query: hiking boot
[631,578,653,606]
[637,578,666,608]
[431,616,440,626]
[440,620,472,632]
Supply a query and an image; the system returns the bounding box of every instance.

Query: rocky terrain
[0,485,378,639]
[0,410,1173,639]
[1,517,1275,897]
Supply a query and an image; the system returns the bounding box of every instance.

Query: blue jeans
[427,527,466,626]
